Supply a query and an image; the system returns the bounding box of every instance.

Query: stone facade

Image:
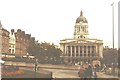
[9,29,16,54]
[60,10,103,65]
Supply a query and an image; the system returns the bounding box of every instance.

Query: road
[42,68,79,78]
[20,67,118,78]
[42,68,119,78]
[20,67,79,78]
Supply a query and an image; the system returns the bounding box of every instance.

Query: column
[70,46,72,57]
[94,46,96,57]
[90,46,92,57]
[64,45,67,56]
[86,46,88,57]
[82,46,84,57]
[66,46,68,56]
[97,45,99,56]
[74,46,76,57]
[78,46,80,56]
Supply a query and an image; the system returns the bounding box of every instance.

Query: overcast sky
[0,0,119,48]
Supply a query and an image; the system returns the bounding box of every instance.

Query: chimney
[11,29,14,35]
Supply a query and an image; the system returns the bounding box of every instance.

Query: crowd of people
[78,64,98,79]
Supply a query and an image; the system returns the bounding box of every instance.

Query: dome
[76,10,88,23]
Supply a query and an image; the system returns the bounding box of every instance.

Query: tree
[27,40,40,56]
[103,48,118,67]
[27,41,63,64]
[39,42,62,64]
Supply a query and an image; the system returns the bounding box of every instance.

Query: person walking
[78,66,85,78]
[84,68,88,80]
[87,65,93,78]
[93,71,97,80]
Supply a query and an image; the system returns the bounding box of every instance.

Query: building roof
[60,38,103,44]
[76,10,88,23]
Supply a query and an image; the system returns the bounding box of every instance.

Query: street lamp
[34,58,38,78]
[35,58,38,71]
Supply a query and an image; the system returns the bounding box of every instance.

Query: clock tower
[74,10,89,39]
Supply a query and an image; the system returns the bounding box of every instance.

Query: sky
[0,0,119,49]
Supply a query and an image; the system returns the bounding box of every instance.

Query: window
[12,50,14,53]
[80,46,82,50]
[76,53,78,56]
[84,46,86,50]
[80,46,82,54]
[68,46,70,54]
[81,36,82,38]
[84,51,86,53]
[68,53,71,56]
[92,46,94,49]
[9,49,11,53]
[76,51,78,53]
[80,51,82,54]
[88,46,90,50]
[72,54,74,57]
[84,53,86,57]
[92,51,94,53]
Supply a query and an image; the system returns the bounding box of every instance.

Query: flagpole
[111,2,115,74]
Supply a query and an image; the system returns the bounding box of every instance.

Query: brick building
[15,29,36,56]
[0,21,10,54]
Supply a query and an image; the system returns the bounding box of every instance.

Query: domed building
[60,10,103,65]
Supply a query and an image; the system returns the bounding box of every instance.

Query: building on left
[0,21,36,58]
[0,21,10,54]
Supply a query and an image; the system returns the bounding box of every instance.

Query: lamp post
[35,58,38,71]
[111,2,115,74]
[34,58,38,78]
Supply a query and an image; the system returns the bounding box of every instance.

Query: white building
[9,29,16,54]
[60,10,103,65]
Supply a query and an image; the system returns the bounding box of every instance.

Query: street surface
[42,68,79,78]
[4,61,119,78]
[20,67,79,78]
[20,67,118,78]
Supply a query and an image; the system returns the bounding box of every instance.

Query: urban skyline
[0,0,118,49]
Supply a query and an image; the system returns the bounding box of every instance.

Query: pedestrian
[84,67,88,80]
[93,71,97,80]
[87,65,93,78]
[78,66,85,78]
